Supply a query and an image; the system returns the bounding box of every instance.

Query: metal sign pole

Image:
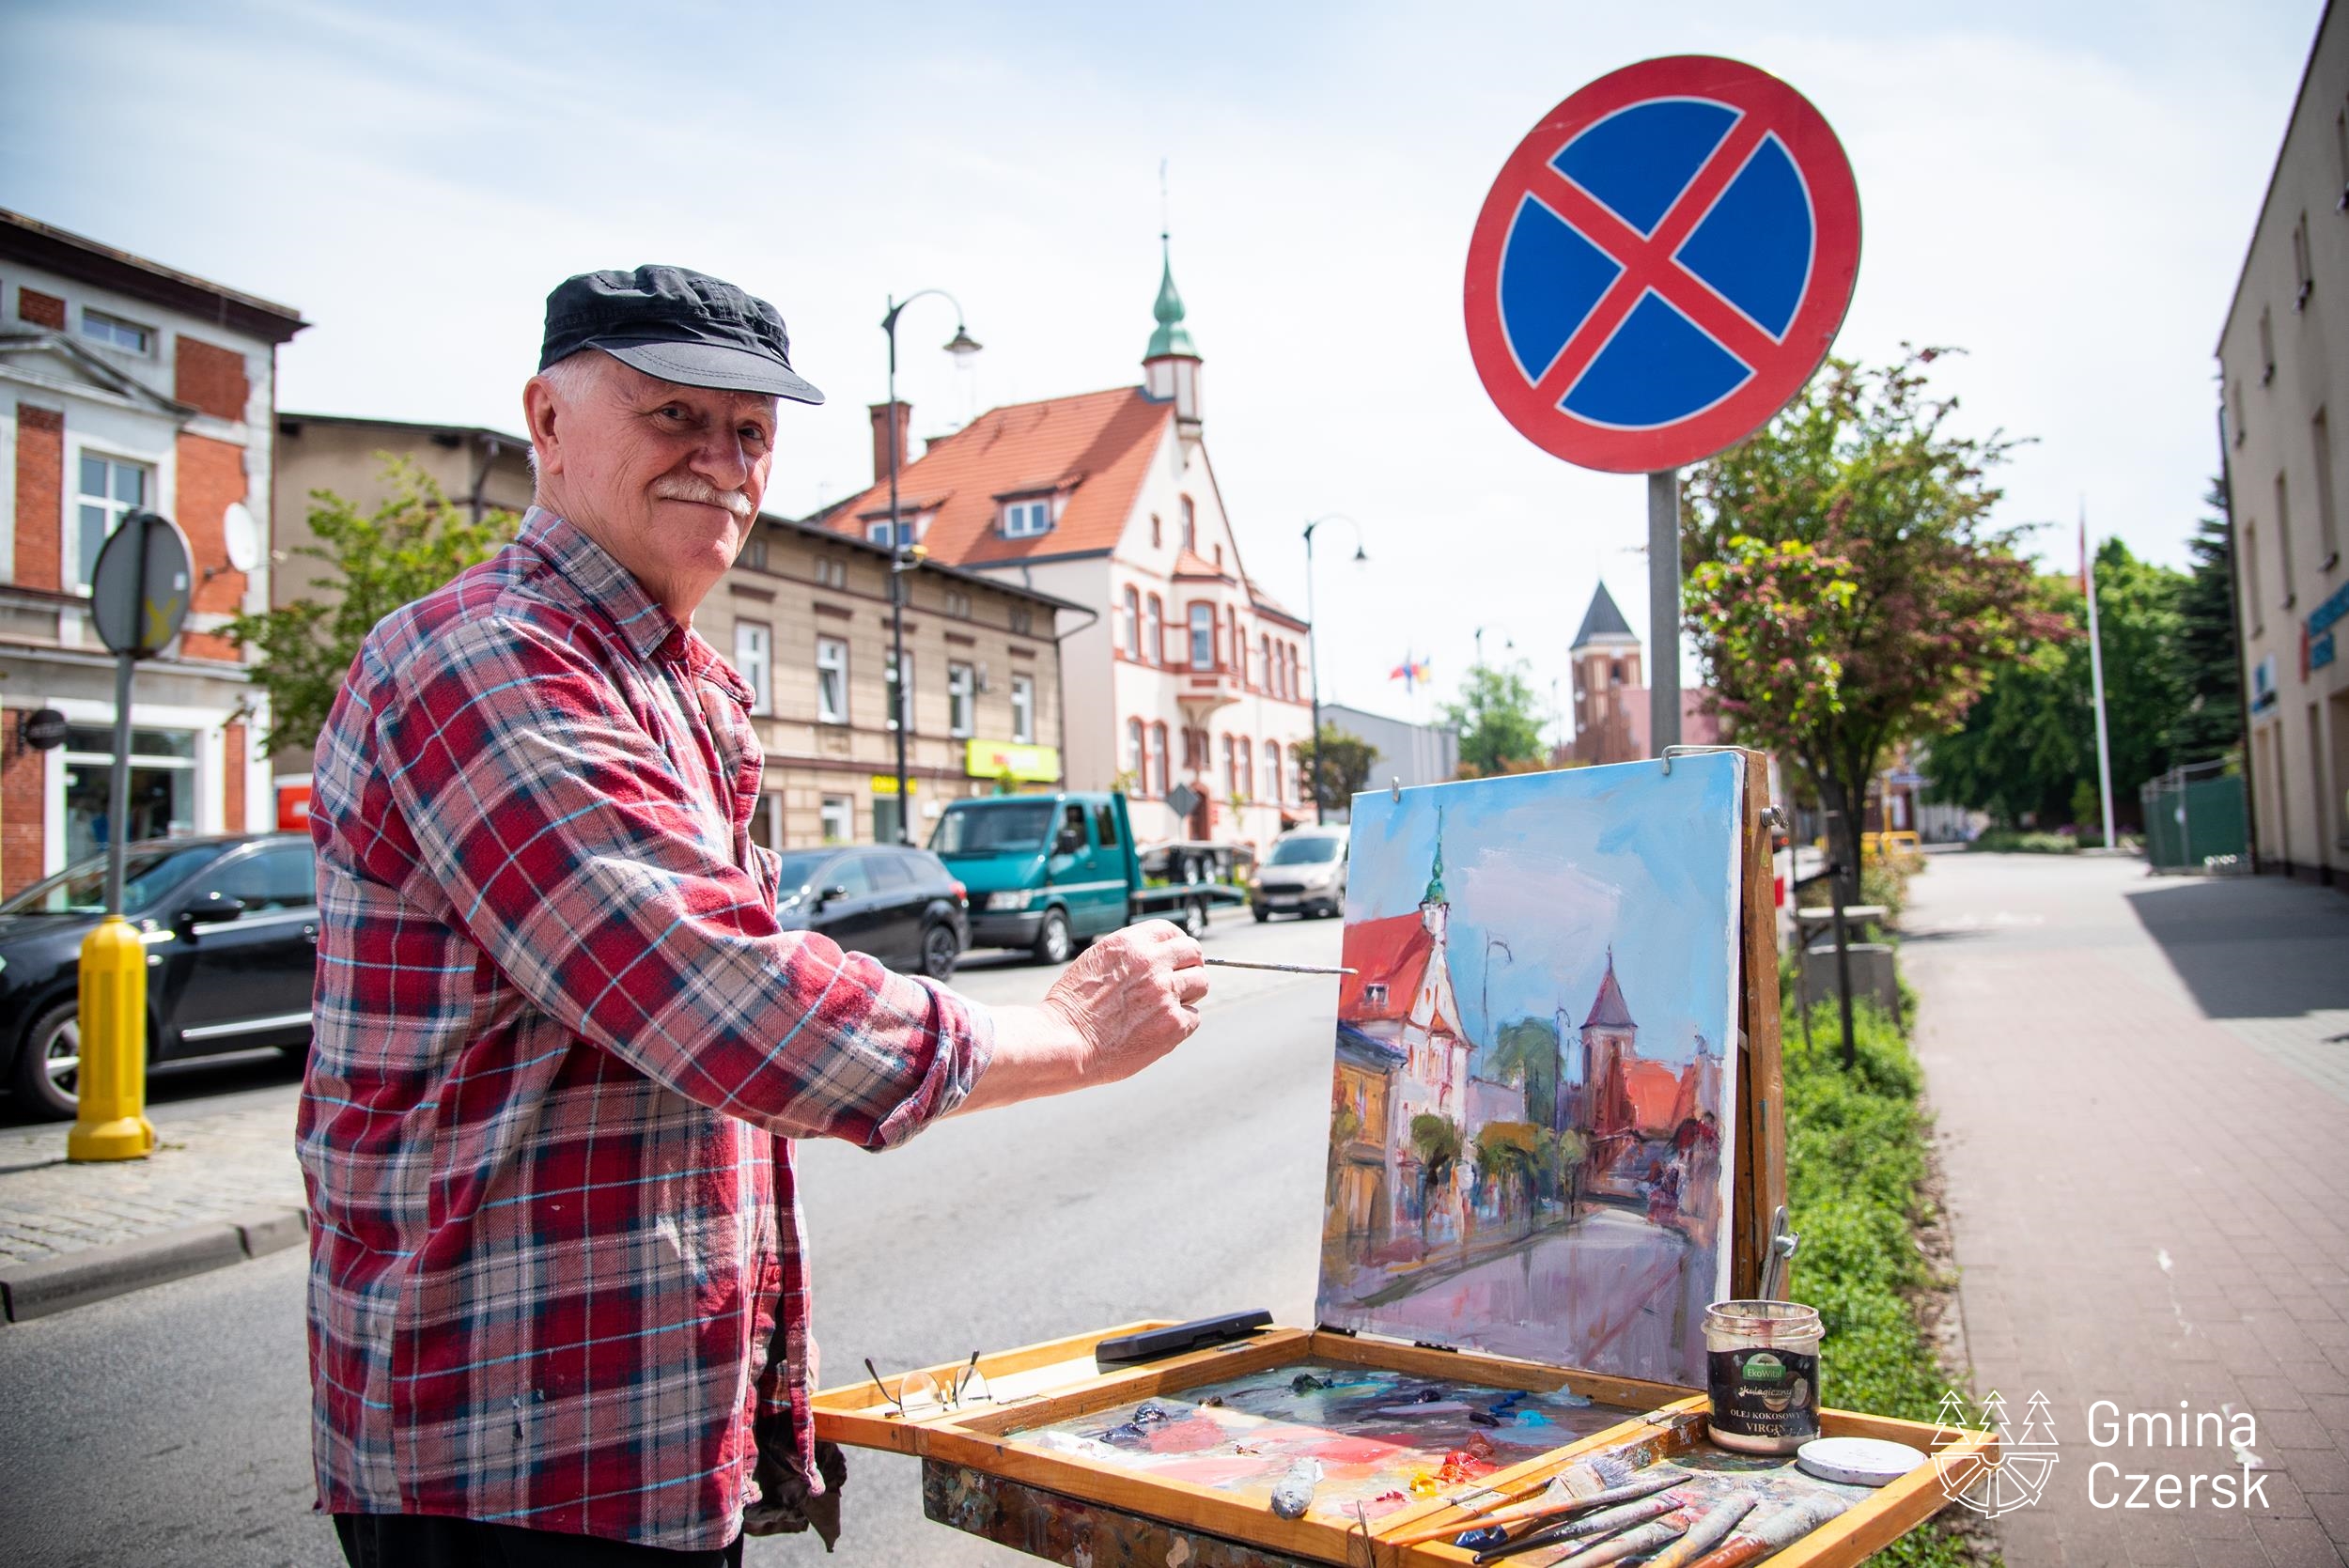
[1648,469,1682,754]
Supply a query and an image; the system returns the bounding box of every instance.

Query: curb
[0,1205,307,1324]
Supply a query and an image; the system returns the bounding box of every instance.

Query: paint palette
[1007,1361,1634,1522]
[815,755,1995,1566]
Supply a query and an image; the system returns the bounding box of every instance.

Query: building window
[2336,106,2348,206]
[81,309,153,354]
[1121,586,1142,658]
[2277,473,2296,607]
[1258,632,1271,691]
[1264,741,1283,804]
[1011,674,1035,743]
[1009,606,1034,635]
[1002,499,1051,537]
[2245,524,2263,637]
[1149,722,1169,797]
[1127,718,1145,784]
[1150,514,1163,549]
[734,620,772,715]
[77,452,152,590]
[2295,212,2314,309]
[820,796,852,845]
[944,588,972,619]
[866,517,923,548]
[1229,609,1244,681]
[61,724,194,864]
[2317,409,2341,565]
[817,636,848,724]
[948,660,975,737]
[2260,307,2276,385]
[2232,380,2247,446]
[815,557,847,589]
[1180,495,1196,551]
[1143,595,1163,664]
[1222,734,1237,798]
[1183,726,1205,773]
[1364,983,1389,1009]
[886,648,912,731]
[1236,737,1252,801]
[1189,602,1215,668]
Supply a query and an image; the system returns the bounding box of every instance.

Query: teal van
[929,792,1242,963]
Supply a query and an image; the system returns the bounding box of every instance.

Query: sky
[0,0,2322,728]
[1345,753,1743,1071]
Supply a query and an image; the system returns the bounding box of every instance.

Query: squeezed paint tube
[1391,1467,1675,1549]
[1641,1494,1760,1568]
[1681,1494,1851,1568]
[1470,1493,1684,1563]
[1269,1458,1323,1520]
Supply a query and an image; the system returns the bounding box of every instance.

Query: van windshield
[1268,836,1343,865]
[931,801,1056,855]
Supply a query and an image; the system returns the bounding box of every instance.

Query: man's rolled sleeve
[368,611,992,1144]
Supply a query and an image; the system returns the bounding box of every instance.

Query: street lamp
[1301,514,1368,825]
[881,289,981,844]
[1472,623,1516,666]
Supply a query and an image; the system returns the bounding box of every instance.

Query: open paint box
[816,753,1994,1565]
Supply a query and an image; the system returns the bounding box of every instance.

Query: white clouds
[0,0,2314,713]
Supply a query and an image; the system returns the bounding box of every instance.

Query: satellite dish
[223,503,261,573]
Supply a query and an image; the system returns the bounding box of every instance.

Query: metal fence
[2139,762,2247,872]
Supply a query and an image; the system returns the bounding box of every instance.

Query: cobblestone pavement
[1905,853,2349,1568]
[0,1079,305,1265]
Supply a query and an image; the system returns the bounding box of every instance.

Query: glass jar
[1704,1300,1824,1454]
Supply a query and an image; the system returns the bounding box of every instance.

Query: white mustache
[652,478,754,520]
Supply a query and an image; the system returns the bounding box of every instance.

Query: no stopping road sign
[1464,56,1861,474]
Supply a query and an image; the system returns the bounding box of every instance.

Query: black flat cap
[540,265,824,405]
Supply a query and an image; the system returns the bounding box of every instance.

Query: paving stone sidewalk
[0,1082,303,1271]
[1905,853,2349,1568]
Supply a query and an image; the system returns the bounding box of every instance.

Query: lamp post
[881,289,981,844]
[1301,514,1368,825]
[1472,623,1515,666]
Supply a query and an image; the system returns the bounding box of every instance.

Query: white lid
[1796,1436,1925,1487]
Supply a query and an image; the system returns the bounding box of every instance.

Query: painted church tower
[1402,815,1469,1114]
[1579,948,1640,1138]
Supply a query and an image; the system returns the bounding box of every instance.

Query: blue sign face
[1463,57,1863,474]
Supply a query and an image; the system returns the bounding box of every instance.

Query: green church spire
[1144,236,1197,361]
[1423,808,1446,907]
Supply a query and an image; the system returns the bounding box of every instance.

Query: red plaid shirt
[298,507,991,1550]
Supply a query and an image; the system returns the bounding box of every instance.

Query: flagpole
[2082,499,2118,850]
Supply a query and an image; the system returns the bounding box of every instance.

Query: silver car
[1251,827,1349,921]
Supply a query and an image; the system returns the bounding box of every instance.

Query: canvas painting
[1316,754,1745,1389]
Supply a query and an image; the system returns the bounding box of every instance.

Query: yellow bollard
[67,915,154,1161]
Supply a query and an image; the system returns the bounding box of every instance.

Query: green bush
[1783,996,1995,1568]
[1966,829,2076,854]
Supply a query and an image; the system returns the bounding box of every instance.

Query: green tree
[1489,1016,1562,1130]
[1543,1126,1589,1217]
[2166,481,2245,767]
[1472,1121,1542,1230]
[1926,541,2187,830]
[1683,350,2064,900]
[227,457,520,754]
[1408,1111,1462,1244]
[1298,722,1377,815]
[1443,660,1548,777]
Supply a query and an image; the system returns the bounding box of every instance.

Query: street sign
[89,510,193,658]
[20,707,69,751]
[1463,56,1861,474]
[1166,781,1202,822]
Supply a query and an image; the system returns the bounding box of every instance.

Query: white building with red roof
[816,244,1315,855]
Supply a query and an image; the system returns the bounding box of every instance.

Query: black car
[770,844,969,982]
[1,833,320,1120]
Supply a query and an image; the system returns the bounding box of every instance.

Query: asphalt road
[0,908,1348,1568]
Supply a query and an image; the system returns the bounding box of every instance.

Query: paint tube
[1641,1494,1760,1568]
[1680,1494,1850,1568]
[1270,1458,1323,1520]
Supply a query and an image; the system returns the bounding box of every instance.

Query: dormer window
[866,516,926,549]
[1003,499,1052,538]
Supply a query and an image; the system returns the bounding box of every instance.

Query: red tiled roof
[1621,1060,1684,1138]
[1339,912,1432,1024]
[818,386,1171,566]
[1171,549,1229,581]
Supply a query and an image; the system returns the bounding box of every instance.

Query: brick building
[814,242,1316,857]
[0,210,305,898]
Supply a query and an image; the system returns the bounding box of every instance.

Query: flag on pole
[1388,654,1432,693]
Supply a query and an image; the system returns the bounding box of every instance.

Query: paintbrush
[1542,1511,1695,1568]
[1641,1494,1760,1568]
[1383,1453,1634,1546]
[1389,1470,1676,1548]
[1470,1494,1685,1563]
[1680,1495,1850,1568]
[1201,957,1357,974]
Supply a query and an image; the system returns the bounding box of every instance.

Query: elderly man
[298,266,1208,1567]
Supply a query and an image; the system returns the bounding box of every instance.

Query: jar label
[1706,1347,1820,1441]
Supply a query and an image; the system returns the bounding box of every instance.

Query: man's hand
[953,921,1208,1114]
